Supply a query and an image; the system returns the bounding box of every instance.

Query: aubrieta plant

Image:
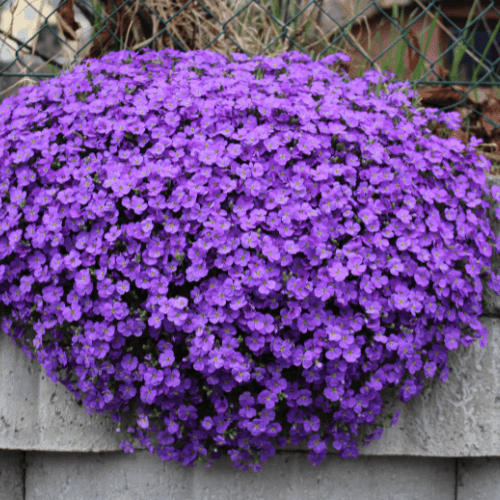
[1,47,499,473]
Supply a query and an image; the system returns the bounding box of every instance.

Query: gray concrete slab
[25,451,455,500]
[362,316,500,457]
[3,318,500,456]
[0,332,124,451]
[0,450,24,500]
[279,316,500,457]
[25,450,194,500]
[457,457,500,500]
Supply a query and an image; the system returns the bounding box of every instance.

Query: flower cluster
[0,47,499,472]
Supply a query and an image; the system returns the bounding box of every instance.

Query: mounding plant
[1,47,499,472]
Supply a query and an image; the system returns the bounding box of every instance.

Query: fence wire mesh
[1,0,500,134]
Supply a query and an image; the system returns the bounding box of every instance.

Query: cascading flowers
[1,47,499,472]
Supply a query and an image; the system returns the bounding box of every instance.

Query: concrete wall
[2,316,500,456]
[3,452,500,499]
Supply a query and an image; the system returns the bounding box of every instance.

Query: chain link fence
[1,0,500,139]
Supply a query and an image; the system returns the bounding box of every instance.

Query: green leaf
[449,0,479,81]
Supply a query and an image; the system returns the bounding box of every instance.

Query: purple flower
[395,208,412,223]
[424,361,437,378]
[120,441,134,454]
[307,434,326,454]
[303,415,320,433]
[18,275,33,293]
[342,344,361,362]
[148,312,164,329]
[444,329,460,350]
[140,385,157,404]
[257,389,278,409]
[178,404,197,421]
[266,421,282,437]
[347,255,366,276]
[247,418,267,436]
[273,147,291,166]
[144,367,164,386]
[329,261,348,282]
[414,267,430,287]
[74,269,93,294]
[64,250,81,270]
[296,389,313,406]
[399,379,418,402]
[245,333,265,353]
[164,368,180,388]
[62,304,82,322]
[388,258,404,276]
[201,416,213,430]
[157,345,175,367]
[393,292,409,310]
[137,414,149,429]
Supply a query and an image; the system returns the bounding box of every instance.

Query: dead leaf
[56,0,81,41]
[86,0,146,60]
[449,128,469,145]
[436,65,449,81]
[418,85,470,107]
[467,86,491,106]
[479,96,500,138]
[459,106,473,122]
[405,27,420,75]
[482,151,500,164]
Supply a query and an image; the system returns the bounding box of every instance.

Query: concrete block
[3,318,500,456]
[0,450,24,500]
[0,332,124,451]
[276,316,500,456]
[456,457,500,500]
[25,450,194,500]
[25,451,455,500]
[362,316,500,456]
[192,454,455,500]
